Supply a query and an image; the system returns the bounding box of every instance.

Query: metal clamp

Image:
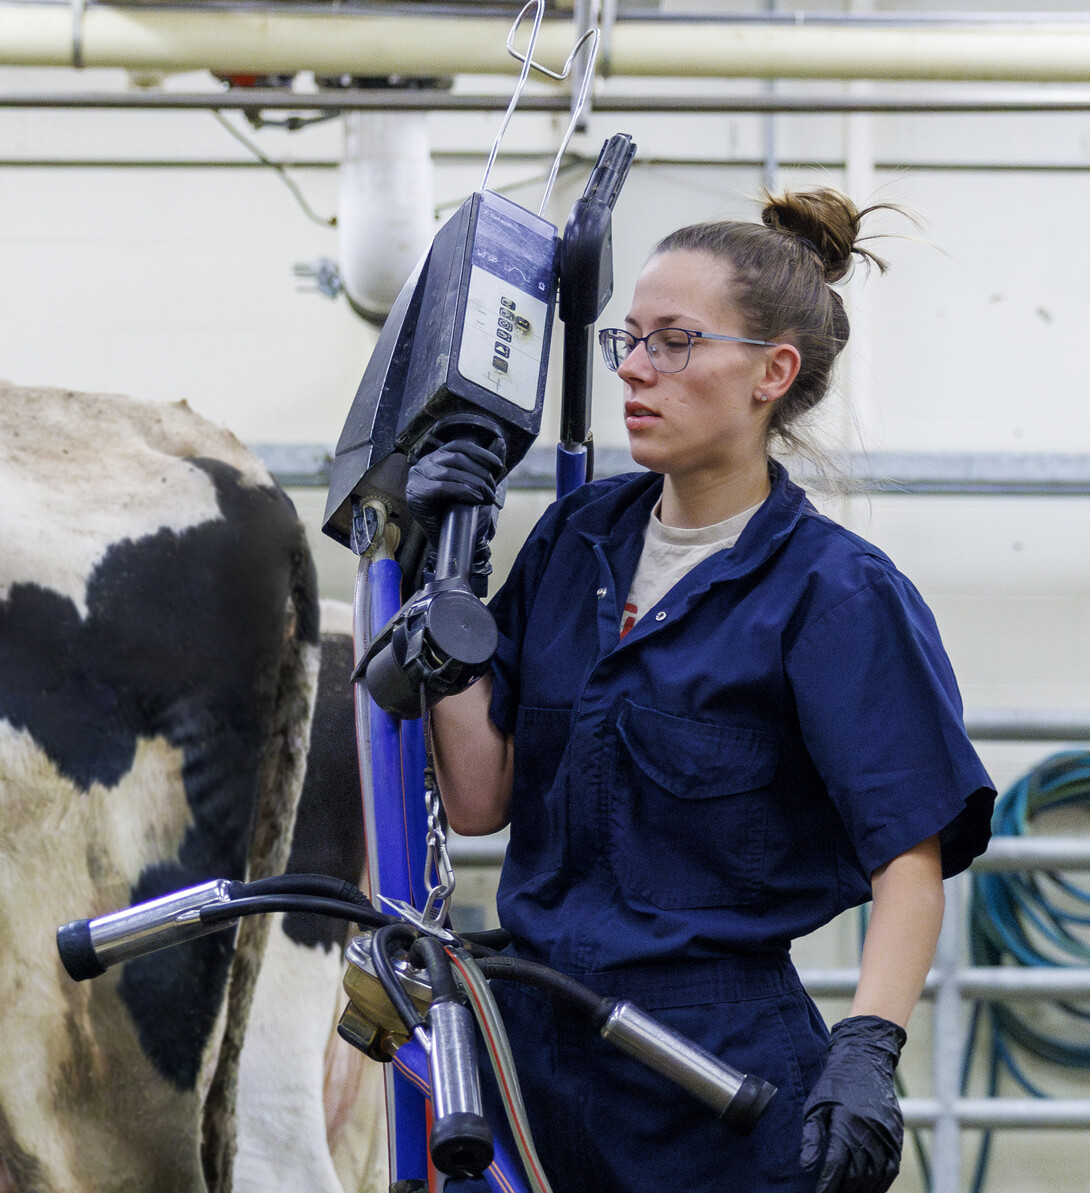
[376,895,459,944]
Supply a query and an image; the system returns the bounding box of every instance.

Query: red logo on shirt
[620,601,638,639]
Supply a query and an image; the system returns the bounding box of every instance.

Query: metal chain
[420,694,456,926]
[421,777,456,925]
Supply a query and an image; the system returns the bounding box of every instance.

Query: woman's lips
[625,402,660,431]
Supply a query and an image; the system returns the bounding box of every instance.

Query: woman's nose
[617,339,655,383]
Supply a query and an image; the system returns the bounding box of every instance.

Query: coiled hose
[963,750,1090,1193]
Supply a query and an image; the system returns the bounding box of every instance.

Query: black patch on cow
[283,629,366,952]
[0,457,318,1090]
[0,1104,49,1193]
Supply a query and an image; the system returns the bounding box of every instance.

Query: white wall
[3,14,1090,1188]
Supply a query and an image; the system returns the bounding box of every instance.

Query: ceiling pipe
[7,88,1090,115]
[7,9,1090,82]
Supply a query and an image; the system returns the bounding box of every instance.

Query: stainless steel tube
[599,1000,776,1132]
[56,879,238,980]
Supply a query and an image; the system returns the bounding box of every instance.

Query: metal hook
[480,0,602,215]
[537,26,600,216]
[507,6,593,84]
[480,0,547,195]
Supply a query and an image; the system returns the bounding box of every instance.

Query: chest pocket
[609,701,778,910]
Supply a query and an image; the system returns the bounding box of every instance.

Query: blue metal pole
[555,442,588,499]
[354,549,430,1185]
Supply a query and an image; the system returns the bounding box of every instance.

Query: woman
[408,188,995,1193]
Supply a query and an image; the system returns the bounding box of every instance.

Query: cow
[0,382,385,1193]
[235,598,388,1193]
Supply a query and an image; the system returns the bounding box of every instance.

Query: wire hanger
[480,0,601,216]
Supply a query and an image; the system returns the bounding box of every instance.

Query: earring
[758,393,771,403]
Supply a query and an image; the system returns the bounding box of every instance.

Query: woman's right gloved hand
[405,439,506,596]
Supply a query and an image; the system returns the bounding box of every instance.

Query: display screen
[457,194,557,411]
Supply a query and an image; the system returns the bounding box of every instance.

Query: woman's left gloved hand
[799,1015,907,1193]
[405,439,506,597]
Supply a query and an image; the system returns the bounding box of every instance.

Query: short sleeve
[785,570,995,879]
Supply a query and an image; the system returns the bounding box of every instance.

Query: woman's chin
[627,440,670,475]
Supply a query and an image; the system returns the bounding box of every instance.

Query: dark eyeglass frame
[598,326,779,374]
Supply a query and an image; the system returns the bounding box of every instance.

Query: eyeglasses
[598,327,779,375]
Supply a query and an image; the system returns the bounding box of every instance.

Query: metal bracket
[376,895,459,944]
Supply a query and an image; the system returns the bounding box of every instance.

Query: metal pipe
[931,875,963,1193]
[965,710,1090,742]
[9,10,1090,81]
[901,1098,1090,1129]
[799,966,1090,1000]
[252,445,1090,495]
[12,89,1090,114]
[956,967,1090,1000]
[971,837,1090,871]
[446,833,1090,874]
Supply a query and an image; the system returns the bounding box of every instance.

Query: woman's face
[617,249,783,485]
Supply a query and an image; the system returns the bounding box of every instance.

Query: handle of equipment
[56,879,237,981]
[598,1000,777,1134]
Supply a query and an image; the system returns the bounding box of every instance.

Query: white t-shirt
[620,500,763,639]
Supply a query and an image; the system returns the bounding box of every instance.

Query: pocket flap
[616,701,777,799]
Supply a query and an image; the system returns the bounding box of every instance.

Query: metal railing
[789,709,1090,1192]
[447,709,1090,1193]
[257,444,1090,498]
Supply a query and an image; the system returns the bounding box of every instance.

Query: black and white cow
[0,383,384,1193]
[236,599,387,1193]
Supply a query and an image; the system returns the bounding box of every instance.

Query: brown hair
[653,187,894,460]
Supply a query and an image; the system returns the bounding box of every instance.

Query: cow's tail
[200,552,322,1193]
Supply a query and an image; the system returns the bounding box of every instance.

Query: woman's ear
[759,342,802,402]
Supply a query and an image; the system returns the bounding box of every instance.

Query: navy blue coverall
[483,461,995,1193]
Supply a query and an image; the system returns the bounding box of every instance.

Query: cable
[964,749,1090,1193]
[210,109,336,228]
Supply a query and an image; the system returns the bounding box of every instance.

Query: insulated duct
[6,9,1090,82]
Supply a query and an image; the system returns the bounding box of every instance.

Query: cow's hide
[0,381,328,1192]
[235,600,387,1193]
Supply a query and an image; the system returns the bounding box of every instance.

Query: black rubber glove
[405,439,505,597]
[800,1015,907,1193]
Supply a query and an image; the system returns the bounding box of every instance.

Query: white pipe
[337,112,435,324]
[7,10,1090,82]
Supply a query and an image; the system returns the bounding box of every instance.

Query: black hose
[200,894,388,930]
[474,954,607,1021]
[232,872,377,914]
[457,928,512,953]
[371,922,426,1035]
[412,936,462,1002]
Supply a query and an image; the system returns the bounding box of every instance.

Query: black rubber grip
[428,1111,494,1177]
[720,1071,778,1134]
[56,919,106,982]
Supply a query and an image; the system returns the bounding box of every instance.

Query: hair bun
[761,187,888,284]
